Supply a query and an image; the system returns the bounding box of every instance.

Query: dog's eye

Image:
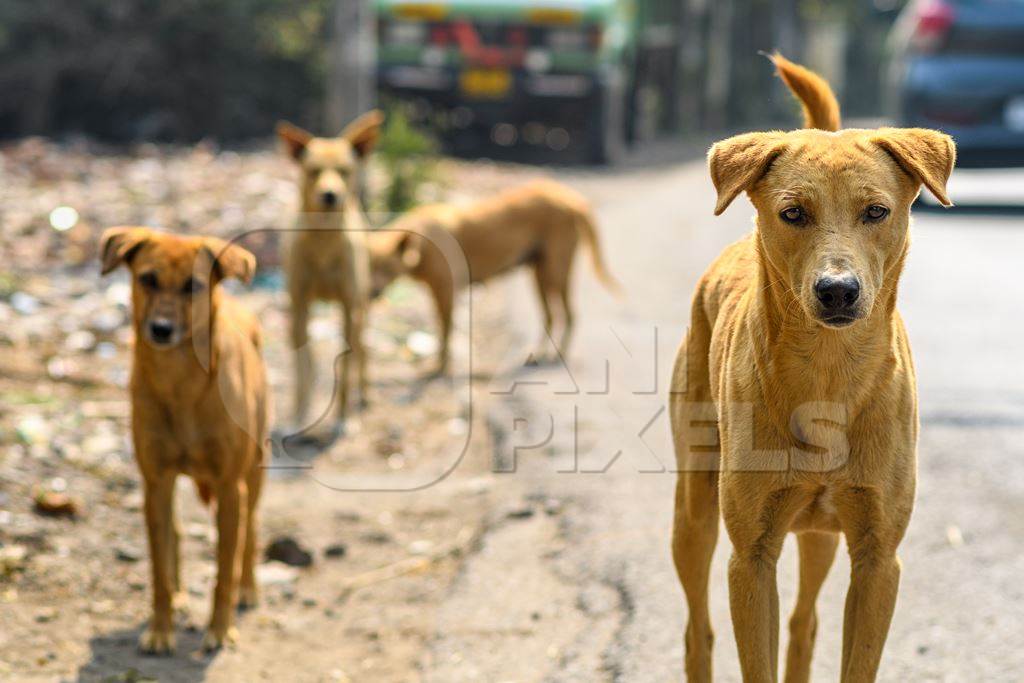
[780,207,806,224]
[182,277,205,294]
[138,272,159,290]
[864,205,890,222]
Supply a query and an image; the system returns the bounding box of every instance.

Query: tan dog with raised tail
[100,228,267,654]
[669,55,954,681]
[277,112,382,433]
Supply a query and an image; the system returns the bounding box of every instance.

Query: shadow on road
[76,622,215,682]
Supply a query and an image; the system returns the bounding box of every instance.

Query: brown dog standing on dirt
[368,179,619,372]
[101,227,267,653]
[669,55,954,681]
[277,112,382,432]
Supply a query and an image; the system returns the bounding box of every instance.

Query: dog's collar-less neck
[751,238,903,415]
[133,314,220,398]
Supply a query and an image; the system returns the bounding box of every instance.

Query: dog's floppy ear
[276,121,314,161]
[341,110,385,158]
[100,226,151,275]
[872,128,956,207]
[708,132,788,215]
[202,237,256,284]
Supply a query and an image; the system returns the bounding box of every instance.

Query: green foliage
[374,108,441,215]
[0,0,333,141]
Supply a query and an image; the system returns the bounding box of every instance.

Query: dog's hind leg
[784,531,839,683]
[558,281,575,359]
[168,494,188,614]
[669,303,719,683]
[527,264,556,364]
[427,276,454,375]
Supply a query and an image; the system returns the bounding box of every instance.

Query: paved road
[427,159,1024,681]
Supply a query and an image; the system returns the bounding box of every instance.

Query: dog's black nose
[321,190,338,208]
[815,274,860,309]
[149,320,174,343]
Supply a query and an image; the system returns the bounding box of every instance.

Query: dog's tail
[574,208,621,295]
[769,52,841,132]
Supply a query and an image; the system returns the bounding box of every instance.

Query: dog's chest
[291,231,367,300]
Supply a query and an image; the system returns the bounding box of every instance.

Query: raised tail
[769,52,841,132]
[574,208,621,295]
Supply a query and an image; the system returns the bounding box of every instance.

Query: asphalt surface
[431,159,1024,682]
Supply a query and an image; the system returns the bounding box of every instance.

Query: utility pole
[326,0,376,132]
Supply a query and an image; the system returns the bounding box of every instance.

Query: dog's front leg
[351,306,369,409]
[203,478,248,651]
[834,486,909,682]
[290,298,313,426]
[139,471,177,654]
[337,305,353,422]
[723,479,813,682]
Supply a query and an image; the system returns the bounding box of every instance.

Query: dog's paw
[138,626,176,655]
[171,591,190,615]
[237,585,259,611]
[523,350,551,367]
[201,625,239,653]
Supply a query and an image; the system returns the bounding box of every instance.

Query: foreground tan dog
[669,55,954,682]
[368,179,619,371]
[277,112,382,431]
[101,227,267,653]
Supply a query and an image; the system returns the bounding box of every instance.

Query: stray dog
[669,55,954,682]
[277,111,382,432]
[100,227,267,653]
[368,179,619,372]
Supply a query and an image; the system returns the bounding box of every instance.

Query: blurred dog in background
[276,112,383,434]
[368,179,619,373]
[100,227,267,654]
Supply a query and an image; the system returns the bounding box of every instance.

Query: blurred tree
[325,0,375,133]
[374,107,439,215]
[0,0,333,142]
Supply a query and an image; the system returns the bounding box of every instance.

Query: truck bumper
[378,65,602,141]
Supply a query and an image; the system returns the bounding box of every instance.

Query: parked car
[374,0,683,163]
[886,0,1024,167]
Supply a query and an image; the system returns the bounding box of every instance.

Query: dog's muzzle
[146,318,179,347]
[814,273,861,327]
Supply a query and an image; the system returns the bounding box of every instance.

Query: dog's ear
[872,128,956,207]
[341,110,385,158]
[708,132,788,215]
[100,226,151,275]
[202,238,257,284]
[276,121,314,161]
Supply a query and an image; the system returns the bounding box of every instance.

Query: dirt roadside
[0,141,561,682]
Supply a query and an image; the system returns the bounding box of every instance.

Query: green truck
[375,0,683,162]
